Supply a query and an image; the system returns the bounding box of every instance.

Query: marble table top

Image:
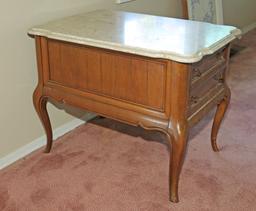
[28,10,241,63]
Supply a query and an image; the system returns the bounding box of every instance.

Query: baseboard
[242,22,256,34]
[0,112,97,170]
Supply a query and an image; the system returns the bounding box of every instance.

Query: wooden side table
[28,10,241,202]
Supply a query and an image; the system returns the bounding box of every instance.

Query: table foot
[170,192,179,203]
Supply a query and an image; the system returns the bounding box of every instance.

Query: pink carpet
[1,29,255,211]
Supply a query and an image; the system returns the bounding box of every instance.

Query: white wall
[0,0,181,158]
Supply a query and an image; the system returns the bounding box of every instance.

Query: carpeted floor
[1,29,255,211]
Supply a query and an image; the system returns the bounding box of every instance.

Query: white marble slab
[28,10,241,63]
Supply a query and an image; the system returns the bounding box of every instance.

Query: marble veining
[28,10,241,63]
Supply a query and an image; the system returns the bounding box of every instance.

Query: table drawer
[191,47,226,84]
[189,53,226,115]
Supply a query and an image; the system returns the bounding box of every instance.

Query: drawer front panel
[189,68,225,115]
[189,47,227,115]
[191,47,226,84]
[47,39,167,111]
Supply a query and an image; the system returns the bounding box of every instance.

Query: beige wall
[115,0,182,17]
[223,0,256,29]
[0,0,182,158]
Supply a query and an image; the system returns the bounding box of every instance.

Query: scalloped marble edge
[28,27,241,64]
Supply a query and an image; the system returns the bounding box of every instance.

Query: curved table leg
[139,121,188,203]
[166,123,188,203]
[33,90,53,153]
[211,88,231,152]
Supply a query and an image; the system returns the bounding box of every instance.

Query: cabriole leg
[33,90,53,153]
[211,88,231,152]
[167,124,188,203]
